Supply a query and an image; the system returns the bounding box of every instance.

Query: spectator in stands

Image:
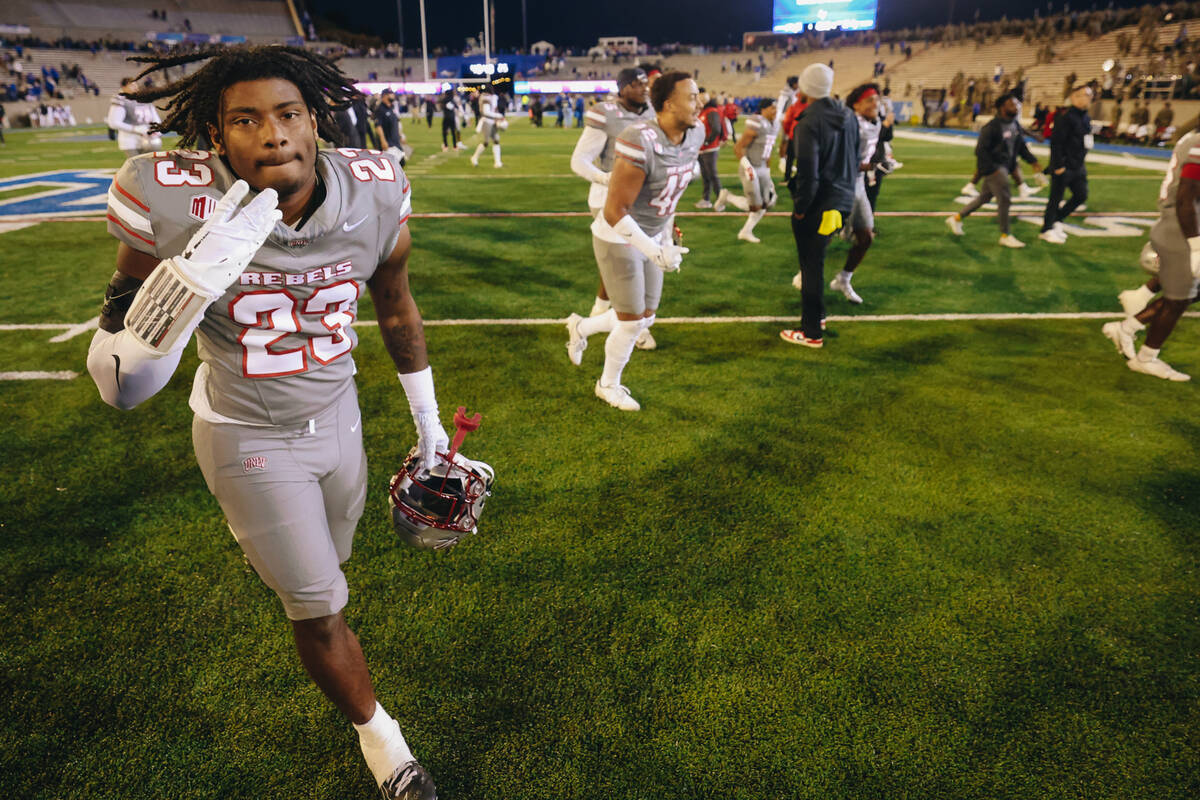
[1155,101,1175,130]
[1040,85,1093,244]
[0,102,5,144]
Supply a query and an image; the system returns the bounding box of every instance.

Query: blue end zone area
[909,127,1172,160]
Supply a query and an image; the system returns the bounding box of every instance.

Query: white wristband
[1188,236,1200,254]
[398,366,438,415]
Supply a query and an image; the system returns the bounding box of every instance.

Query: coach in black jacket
[1040,85,1093,243]
[780,63,859,348]
[950,94,1042,247]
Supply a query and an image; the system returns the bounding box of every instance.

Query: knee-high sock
[472,143,485,160]
[578,308,616,338]
[493,144,502,164]
[601,319,642,387]
[589,296,611,316]
[726,193,750,211]
[740,209,765,235]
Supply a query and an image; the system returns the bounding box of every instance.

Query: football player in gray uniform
[566,67,657,356]
[86,45,445,799]
[107,76,162,159]
[829,84,885,305]
[713,98,779,243]
[569,70,702,410]
[470,85,506,168]
[1100,128,1200,380]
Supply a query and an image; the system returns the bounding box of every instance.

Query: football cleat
[779,329,823,348]
[737,230,761,243]
[694,199,713,209]
[1127,355,1191,381]
[634,327,656,350]
[1019,182,1040,198]
[389,408,494,551]
[998,234,1026,248]
[1101,321,1137,359]
[961,181,979,197]
[469,154,479,167]
[379,761,437,800]
[713,189,729,212]
[595,380,640,410]
[945,214,964,236]
[830,274,863,304]
[565,312,587,365]
[1038,229,1066,244]
[1052,221,1066,236]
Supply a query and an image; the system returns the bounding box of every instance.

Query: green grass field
[0,120,1197,800]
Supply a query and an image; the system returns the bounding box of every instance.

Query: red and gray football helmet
[388,408,494,551]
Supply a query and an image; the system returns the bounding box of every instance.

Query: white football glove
[497,117,509,130]
[612,214,688,273]
[178,180,281,296]
[740,155,756,183]
[413,410,450,475]
[1188,236,1200,278]
[654,242,688,272]
[595,171,610,186]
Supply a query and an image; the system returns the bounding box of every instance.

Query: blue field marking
[0,169,115,218]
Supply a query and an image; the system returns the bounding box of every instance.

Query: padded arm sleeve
[86,328,184,410]
[106,102,144,134]
[570,126,610,184]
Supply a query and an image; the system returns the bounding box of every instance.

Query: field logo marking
[954,192,1154,237]
[0,169,115,220]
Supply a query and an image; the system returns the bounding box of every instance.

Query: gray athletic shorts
[1149,218,1199,301]
[192,383,367,621]
[848,175,874,234]
[739,164,777,209]
[592,236,663,316]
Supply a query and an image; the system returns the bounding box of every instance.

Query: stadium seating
[10,0,296,42]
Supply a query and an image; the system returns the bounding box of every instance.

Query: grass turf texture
[1,121,1197,799]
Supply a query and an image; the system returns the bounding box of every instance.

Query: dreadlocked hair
[122,44,362,148]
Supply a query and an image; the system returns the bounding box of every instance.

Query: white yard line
[894,129,1169,172]
[0,370,78,380]
[48,316,99,342]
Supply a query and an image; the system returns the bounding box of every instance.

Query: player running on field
[87,45,453,799]
[566,71,702,411]
[714,98,778,243]
[1101,128,1200,380]
[567,67,658,354]
[470,84,506,168]
[108,77,162,158]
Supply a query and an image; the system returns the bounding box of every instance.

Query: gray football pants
[192,383,367,621]
[592,237,664,315]
[959,167,1012,234]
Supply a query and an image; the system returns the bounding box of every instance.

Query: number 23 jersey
[106,147,412,426]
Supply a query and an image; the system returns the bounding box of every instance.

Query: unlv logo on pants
[189,194,218,222]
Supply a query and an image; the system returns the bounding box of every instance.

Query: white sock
[1137,345,1160,362]
[472,143,484,160]
[589,296,611,316]
[601,319,642,387]
[1120,316,1145,335]
[740,209,765,234]
[493,144,502,164]
[353,702,414,786]
[578,307,616,338]
[838,270,853,283]
[726,193,750,211]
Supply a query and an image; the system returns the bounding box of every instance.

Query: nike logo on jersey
[343,216,368,232]
[112,354,121,391]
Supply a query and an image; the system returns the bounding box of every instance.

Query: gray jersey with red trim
[106,147,412,426]
[743,114,777,167]
[1156,130,1200,227]
[613,120,703,237]
[109,95,158,128]
[584,100,655,171]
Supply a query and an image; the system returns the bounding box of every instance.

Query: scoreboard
[773,0,878,33]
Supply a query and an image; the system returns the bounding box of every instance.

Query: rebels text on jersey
[106,147,412,425]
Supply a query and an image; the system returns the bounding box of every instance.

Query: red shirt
[782,99,810,140]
